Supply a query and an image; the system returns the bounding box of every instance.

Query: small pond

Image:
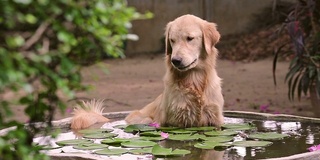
[159,117,320,160]
[33,111,320,160]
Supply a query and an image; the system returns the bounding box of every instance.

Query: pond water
[34,117,320,160]
[160,117,320,160]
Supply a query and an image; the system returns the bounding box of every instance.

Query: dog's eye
[170,39,175,44]
[187,36,194,41]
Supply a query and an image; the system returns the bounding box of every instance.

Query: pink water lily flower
[160,132,169,139]
[149,122,160,128]
[308,144,320,152]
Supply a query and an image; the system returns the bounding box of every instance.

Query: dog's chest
[163,86,205,127]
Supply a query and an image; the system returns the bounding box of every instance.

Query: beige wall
[125,0,277,55]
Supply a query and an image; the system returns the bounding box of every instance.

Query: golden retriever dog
[125,14,224,128]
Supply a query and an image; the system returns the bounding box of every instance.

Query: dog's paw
[125,110,153,124]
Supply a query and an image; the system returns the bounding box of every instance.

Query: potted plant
[273,0,320,117]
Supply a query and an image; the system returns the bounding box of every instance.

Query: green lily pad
[113,124,128,129]
[222,123,256,131]
[152,144,190,156]
[73,143,109,150]
[200,136,234,142]
[232,140,273,147]
[194,142,218,149]
[124,124,156,133]
[95,148,128,155]
[168,133,204,141]
[83,133,117,139]
[56,139,93,146]
[101,138,130,145]
[185,126,216,131]
[248,132,289,140]
[204,130,238,136]
[39,145,62,150]
[78,128,113,134]
[194,142,231,150]
[129,147,153,155]
[121,140,157,148]
[167,129,197,134]
[138,136,165,141]
[152,144,172,156]
[157,126,179,131]
[171,148,192,155]
[140,131,162,137]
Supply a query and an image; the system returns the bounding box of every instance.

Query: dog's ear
[165,22,172,55]
[202,22,220,54]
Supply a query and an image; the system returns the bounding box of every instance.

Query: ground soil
[9,53,314,123]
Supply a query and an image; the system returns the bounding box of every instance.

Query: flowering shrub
[0,0,151,159]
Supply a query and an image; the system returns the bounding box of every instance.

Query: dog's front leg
[125,94,162,124]
[201,103,224,128]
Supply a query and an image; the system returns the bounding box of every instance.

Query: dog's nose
[171,57,182,67]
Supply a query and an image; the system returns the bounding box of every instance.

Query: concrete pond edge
[1,110,320,160]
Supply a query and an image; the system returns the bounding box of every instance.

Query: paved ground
[9,54,313,122]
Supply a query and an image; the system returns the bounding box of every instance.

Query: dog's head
[165,14,220,71]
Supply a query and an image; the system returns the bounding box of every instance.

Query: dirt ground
[9,53,314,123]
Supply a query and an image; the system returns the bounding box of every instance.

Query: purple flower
[308,144,320,152]
[160,132,169,139]
[260,104,269,112]
[148,122,160,128]
[66,108,73,113]
[273,111,280,114]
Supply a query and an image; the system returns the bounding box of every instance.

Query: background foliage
[0,0,151,159]
[273,0,320,100]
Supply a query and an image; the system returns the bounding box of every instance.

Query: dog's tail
[70,99,110,129]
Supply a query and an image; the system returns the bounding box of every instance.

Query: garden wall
[125,0,281,55]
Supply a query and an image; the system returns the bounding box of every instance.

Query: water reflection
[234,146,246,157]
[280,122,301,131]
[224,117,245,124]
[306,133,314,144]
[261,120,302,133]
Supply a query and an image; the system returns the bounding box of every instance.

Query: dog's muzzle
[171,58,197,71]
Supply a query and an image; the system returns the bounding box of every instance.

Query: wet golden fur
[125,14,224,127]
[70,100,109,129]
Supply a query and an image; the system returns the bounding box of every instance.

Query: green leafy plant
[0,0,151,159]
[273,0,320,101]
[55,139,93,146]
[121,140,157,148]
[95,148,128,155]
[73,143,109,150]
[194,141,231,150]
[101,138,130,145]
[151,144,191,157]
[232,140,273,147]
[248,132,289,140]
[82,132,117,139]
[129,147,153,155]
